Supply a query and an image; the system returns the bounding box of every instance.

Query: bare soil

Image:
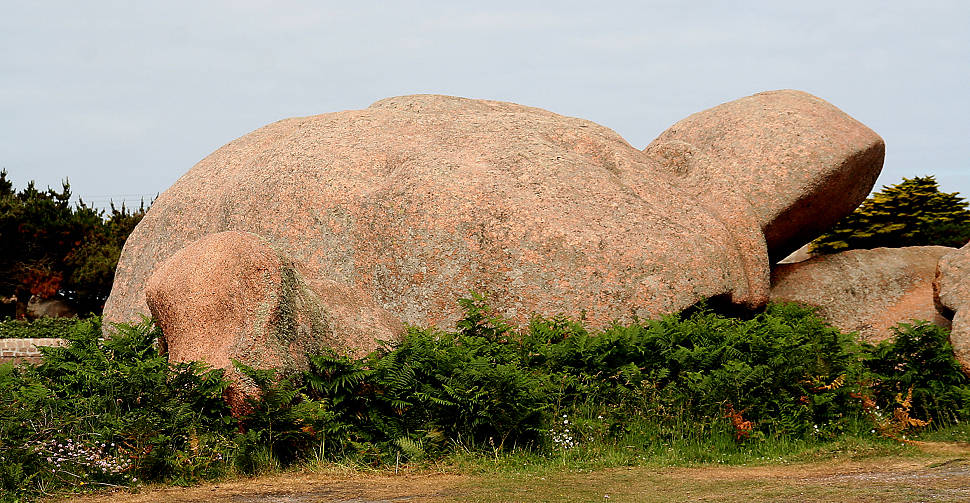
[63,443,970,503]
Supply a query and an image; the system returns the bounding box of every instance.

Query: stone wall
[0,338,67,365]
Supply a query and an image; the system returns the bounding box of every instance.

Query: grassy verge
[67,433,969,503]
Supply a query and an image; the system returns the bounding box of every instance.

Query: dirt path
[66,444,970,503]
[66,470,465,503]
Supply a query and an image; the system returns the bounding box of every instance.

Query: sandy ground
[61,442,970,503]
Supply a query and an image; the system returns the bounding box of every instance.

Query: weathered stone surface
[144,231,402,410]
[26,295,76,319]
[934,242,970,375]
[770,246,954,342]
[105,91,885,353]
[644,90,885,262]
[935,242,970,314]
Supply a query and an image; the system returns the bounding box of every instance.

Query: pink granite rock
[144,231,402,411]
[770,246,953,342]
[105,91,885,358]
[644,90,885,262]
[934,242,970,375]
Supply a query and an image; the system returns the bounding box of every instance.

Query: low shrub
[253,299,869,462]
[0,319,233,500]
[865,321,970,425]
[2,296,969,501]
[0,316,102,339]
[236,298,969,467]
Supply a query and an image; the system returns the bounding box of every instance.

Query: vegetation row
[2,296,969,501]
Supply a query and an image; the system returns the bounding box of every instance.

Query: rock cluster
[935,243,970,375]
[768,243,970,376]
[769,247,954,342]
[103,90,891,401]
[144,231,400,411]
[644,90,884,263]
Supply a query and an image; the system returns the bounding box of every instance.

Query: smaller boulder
[26,295,77,319]
[644,89,885,262]
[770,246,953,342]
[934,242,970,375]
[145,231,403,412]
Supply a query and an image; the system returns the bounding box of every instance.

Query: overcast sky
[2,1,968,210]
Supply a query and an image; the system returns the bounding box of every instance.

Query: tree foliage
[0,170,147,315]
[811,176,970,254]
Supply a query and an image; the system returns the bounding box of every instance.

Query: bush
[0,319,233,500]
[3,296,970,500]
[241,298,965,464]
[0,316,101,339]
[0,169,147,316]
[865,321,970,424]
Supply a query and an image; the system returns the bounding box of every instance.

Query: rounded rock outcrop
[145,231,402,411]
[770,246,954,342]
[645,90,885,262]
[105,91,886,359]
[934,242,970,375]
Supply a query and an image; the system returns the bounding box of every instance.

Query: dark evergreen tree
[0,171,78,300]
[64,200,147,312]
[811,176,970,254]
[0,169,147,315]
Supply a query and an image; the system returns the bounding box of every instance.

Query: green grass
[913,420,970,443]
[424,427,916,476]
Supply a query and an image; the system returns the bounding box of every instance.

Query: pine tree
[0,169,147,315]
[811,176,970,254]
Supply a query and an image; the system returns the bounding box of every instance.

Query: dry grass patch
[61,444,970,503]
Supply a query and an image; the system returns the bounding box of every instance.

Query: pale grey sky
[2,1,968,209]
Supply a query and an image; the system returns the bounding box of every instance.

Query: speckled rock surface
[934,242,970,375]
[145,231,401,410]
[644,90,885,262]
[770,246,954,342]
[105,91,884,345]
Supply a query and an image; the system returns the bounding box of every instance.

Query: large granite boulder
[645,90,885,262]
[934,242,970,375]
[145,231,401,411]
[770,246,954,342]
[104,90,884,378]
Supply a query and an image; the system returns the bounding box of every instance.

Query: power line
[72,194,159,211]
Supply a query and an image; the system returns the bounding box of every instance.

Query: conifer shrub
[811,175,970,253]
